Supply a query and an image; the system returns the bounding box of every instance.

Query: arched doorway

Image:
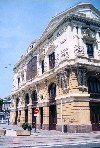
[31,90,37,128]
[88,77,100,131]
[48,83,57,130]
[25,93,29,123]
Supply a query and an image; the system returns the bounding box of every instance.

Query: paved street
[0,124,100,148]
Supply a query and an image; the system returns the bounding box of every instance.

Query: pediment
[40,3,100,43]
[74,4,100,20]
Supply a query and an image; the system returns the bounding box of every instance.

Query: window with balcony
[26,56,37,80]
[32,90,37,105]
[48,83,56,99]
[49,52,55,69]
[25,93,29,105]
[86,43,94,58]
[41,60,44,74]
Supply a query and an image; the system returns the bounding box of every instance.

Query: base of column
[42,124,49,130]
[56,124,92,133]
[36,124,41,129]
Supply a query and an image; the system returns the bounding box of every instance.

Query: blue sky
[0,0,100,98]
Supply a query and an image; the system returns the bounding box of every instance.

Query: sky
[0,0,100,98]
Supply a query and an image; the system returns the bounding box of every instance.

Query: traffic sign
[34,108,39,114]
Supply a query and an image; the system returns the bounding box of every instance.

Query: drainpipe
[61,98,63,132]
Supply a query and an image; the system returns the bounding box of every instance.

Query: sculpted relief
[61,48,69,61]
[74,45,85,57]
[56,69,69,92]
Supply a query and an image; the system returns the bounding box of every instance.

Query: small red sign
[34,108,39,114]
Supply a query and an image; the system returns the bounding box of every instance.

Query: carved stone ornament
[11,100,14,108]
[98,49,100,59]
[39,48,45,59]
[28,87,32,96]
[44,79,48,88]
[21,90,25,98]
[56,69,69,92]
[82,28,96,42]
[61,48,69,60]
[46,43,58,55]
[74,45,85,57]
[77,67,87,87]
[62,69,69,91]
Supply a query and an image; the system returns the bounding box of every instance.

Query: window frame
[49,52,55,69]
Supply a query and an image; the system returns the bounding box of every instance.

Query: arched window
[25,93,29,105]
[16,98,19,108]
[48,83,56,98]
[88,77,100,93]
[32,90,37,103]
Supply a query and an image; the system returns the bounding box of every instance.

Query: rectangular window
[49,52,55,69]
[18,77,20,87]
[41,60,44,74]
[26,56,37,80]
[86,43,94,58]
[22,74,24,81]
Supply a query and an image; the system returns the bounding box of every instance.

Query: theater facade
[10,3,100,132]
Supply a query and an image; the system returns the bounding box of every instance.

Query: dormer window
[49,52,55,69]
[86,43,94,58]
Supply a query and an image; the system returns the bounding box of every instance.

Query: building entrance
[49,105,57,130]
[90,102,100,131]
[40,107,43,129]
[15,111,18,124]
[25,109,28,123]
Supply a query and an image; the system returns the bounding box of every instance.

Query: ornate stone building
[10,3,100,132]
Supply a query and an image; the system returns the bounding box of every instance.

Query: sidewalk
[0,123,100,148]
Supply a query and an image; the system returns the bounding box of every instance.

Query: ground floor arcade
[10,67,100,132]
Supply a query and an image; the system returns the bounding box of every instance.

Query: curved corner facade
[10,3,100,132]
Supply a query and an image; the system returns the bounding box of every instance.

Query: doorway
[40,107,43,129]
[25,109,28,123]
[15,111,18,124]
[90,102,100,131]
[49,105,57,130]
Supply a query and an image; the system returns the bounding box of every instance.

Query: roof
[14,3,100,69]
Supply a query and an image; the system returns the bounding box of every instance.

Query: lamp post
[61,98,63,132]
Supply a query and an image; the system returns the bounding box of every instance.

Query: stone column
[17,110,20,125]
[20,90,25,125]
[10,110,16,124]
[28,108,32,125]
[42,106,49,130]
[69,69,79,94]
[45,55,49,72]
[20,110,25,125]
[28,89,32,125]
[77,67,88,92]
[10,95,17,124]
[36,107,41,129]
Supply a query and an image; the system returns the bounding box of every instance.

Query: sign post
[34,108,39,132]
